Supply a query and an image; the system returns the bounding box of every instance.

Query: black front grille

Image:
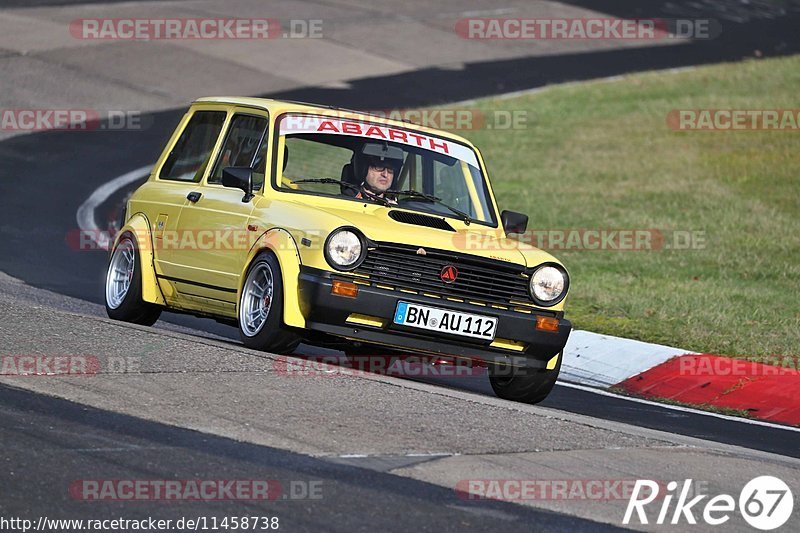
[355,243,532,304]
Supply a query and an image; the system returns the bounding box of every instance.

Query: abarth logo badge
[440,265,458,284]
[417,248,427,256]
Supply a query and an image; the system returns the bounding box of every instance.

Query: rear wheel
[105,233,161,326]
[488,353,561,404]
[238,252,300,354]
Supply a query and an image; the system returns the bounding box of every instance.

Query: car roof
[193,96,479,149]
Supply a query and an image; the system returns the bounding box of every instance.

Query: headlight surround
[529,264,568,307]
[324,228,366,271]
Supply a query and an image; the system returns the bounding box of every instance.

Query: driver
[356,154,401,205]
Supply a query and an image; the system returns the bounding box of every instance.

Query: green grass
[450,56,800,363]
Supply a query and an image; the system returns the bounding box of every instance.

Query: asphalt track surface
[1,1,800,530]
[430,378,800,459]
[0,383,620,531]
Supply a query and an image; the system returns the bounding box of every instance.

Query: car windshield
[274,113,498,225]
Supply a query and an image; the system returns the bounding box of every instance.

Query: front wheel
[488,353,561,404]
[105,233,161,326]
[238,252,300,354]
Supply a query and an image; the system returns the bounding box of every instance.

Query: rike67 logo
[624,476,794,530]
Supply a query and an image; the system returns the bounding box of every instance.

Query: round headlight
[529,265,567,306]
[325,229,364,270]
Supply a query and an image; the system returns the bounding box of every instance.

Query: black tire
[104,232,162,326]
[488,353,562,404]
[238,251,300,354]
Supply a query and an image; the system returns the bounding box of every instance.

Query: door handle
[187,191,202,203]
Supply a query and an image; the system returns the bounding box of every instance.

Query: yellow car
[105,97,571,403]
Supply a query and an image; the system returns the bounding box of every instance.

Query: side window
[160,111,226,182]
[435,160,471,211]
[395,153,421,191]
[209,114,269,187]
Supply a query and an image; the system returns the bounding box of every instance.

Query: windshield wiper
[387,189,473,225]
[289,178,391,207]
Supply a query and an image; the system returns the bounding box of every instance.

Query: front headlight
[529,264,568,306]
[325,228,364,270]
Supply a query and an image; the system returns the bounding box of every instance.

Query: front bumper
[297,267,571,368]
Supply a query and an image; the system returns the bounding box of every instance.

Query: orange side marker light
[536,316,560,333]
[332,280,358,298]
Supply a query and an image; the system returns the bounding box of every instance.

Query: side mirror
[501,210,528,235]
[222,167,254,202]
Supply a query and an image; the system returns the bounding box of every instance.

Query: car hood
[278,199,561,269]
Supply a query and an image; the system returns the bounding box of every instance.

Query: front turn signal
[332,280,358,298]
[535,316,560,333]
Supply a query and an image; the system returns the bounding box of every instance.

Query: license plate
[393,301,498,340]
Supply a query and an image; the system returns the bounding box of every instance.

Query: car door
[149,108,228,294]
[166,110,270,314]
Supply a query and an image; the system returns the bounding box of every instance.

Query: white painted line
[556,381,800,433]
[405,452,458,457]
[457,7,517,17]
[68,446,171,452]
[336,452,457,458]
[75,165,152,251]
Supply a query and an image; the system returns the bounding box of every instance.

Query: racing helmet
[354,142,404,182]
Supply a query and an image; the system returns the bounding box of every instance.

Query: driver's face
[365,164,394,193]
